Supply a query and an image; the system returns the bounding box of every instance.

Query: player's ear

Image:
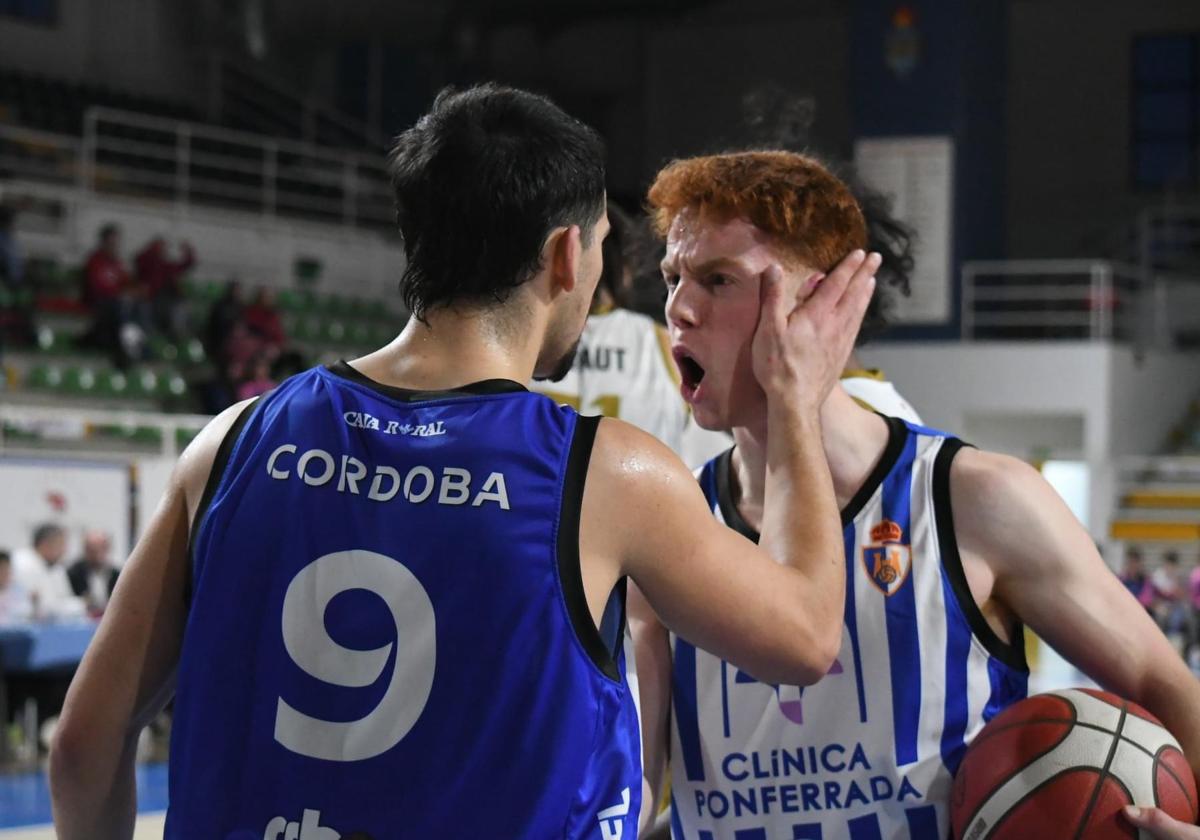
[544,224,582,295]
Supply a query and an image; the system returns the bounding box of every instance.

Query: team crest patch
[862,519,911,596]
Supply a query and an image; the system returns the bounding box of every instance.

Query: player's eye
[663,273,680,291]
[709,273,732,287]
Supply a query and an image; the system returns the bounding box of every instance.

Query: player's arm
[49,399,254,839]
[590,251,878,685]
[627,582,672,833]
[953,449,1200,783]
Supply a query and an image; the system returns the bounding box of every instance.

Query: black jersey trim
[933,437,1029,671]
[326,360,526,401]
[713,414,906,542]
[841,414,907,526]
[185,397,260,606]
[557,413,624,682]
[715,448,760,543]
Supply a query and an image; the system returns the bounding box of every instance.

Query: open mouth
[673,348,706,399]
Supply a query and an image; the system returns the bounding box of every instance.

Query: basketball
[951,688,1198,839]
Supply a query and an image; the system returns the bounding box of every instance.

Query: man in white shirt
[67,531,120,616]
[12,524,85,621]
[0,550,33,625]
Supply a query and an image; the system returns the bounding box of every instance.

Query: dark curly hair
[387,84,607,321]
[737,84,917,344]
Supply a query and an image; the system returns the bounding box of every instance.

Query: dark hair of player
[738,84,917,344]
[387,83,607,321]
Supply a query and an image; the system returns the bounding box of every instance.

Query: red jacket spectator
[243,288,286,347]
[82,225,130,309]
[134,237,195,298]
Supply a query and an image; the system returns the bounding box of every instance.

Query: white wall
[859,341,1200,537]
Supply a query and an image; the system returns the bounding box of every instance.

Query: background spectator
[1149,551,1195,653]
[0,205,23,289]
[204,279,244,363]
[243,286,286,351]
[11,523,85,622]
[80,224,146,368]
[1120,547,1149,603]
[0,204,34,352]
[134,236,195,339]
[236,355,276,400]
[0,550,32,626]
[67,531,120,617]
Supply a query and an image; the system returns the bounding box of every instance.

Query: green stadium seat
[97,370,129,398]
[299,317,322,342]
[324,320,346,343]
[158,372,188,398]
[64,366,98,395]
[26,364,62,390]
[130,369,158,398]
[175,427,200,451]
[183,338,206,364]
[276,289,301,312]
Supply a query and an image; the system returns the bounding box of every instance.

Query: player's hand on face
[1123,806,1200,838]
[751,248,879,412]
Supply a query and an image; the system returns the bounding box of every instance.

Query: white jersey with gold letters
[532,308,728,466]
[841,369,923,425]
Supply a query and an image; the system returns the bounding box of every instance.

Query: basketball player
[632,150,1200,838]
[47,86,878,838]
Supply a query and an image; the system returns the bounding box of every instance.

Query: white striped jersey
[840,370,924,426]
[531,308,730,468]
[669,417,1029,840]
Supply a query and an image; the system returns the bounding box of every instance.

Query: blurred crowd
[0,208,307,413]
[1119,547,1200,669]
[0,523,120,625]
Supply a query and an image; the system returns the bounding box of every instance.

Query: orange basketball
[950,688,1197,839]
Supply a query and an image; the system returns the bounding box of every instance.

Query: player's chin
[690,401,731,433]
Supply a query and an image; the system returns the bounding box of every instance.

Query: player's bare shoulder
[588,416,698,497]
[178,397,259,525]
[947,445,1076,573]
[583,417,710,556]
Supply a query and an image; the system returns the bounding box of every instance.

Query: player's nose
[665,278,701,330]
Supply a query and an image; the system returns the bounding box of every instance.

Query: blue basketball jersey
[168,362,642,839]
[669,417,1029,840]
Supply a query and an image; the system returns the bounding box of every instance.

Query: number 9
[274,549,436,762]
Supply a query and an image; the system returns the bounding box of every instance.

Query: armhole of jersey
[558,413,624,683]
[184,398,259,605]
[933,437,1029,671]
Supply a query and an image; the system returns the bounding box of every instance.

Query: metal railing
[0,403,210,459]
[208,55,386,152]
[961,260,1155,342]
[0,122,81,186]
[1138,203,1200,277]
[80,107,395,229]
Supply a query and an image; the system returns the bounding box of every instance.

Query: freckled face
[662,211,779,431]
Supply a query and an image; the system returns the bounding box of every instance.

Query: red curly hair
[646,150,867,272]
